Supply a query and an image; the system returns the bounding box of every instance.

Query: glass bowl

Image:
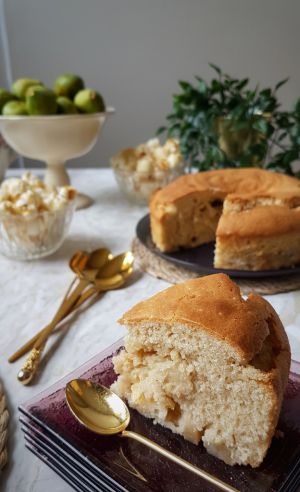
[0,200,75,260]
[112,163,185,205]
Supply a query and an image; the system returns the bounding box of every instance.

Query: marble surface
[1,168,300,492]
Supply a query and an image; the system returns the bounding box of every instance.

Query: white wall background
[2,0,300,168]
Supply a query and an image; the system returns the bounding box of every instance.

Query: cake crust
[120,273,273,364]
[150,168,300,209]
[217,205,300,237]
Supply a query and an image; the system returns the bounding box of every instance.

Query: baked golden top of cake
[120,273,275,364]
[218,205,300,238]
[150,168,300,208]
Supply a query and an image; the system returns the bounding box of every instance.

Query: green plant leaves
[275,78,289,91]
[156,126,166,135]
[252,118,269,134]
[295,97,300,116]
[236,78,249,91]
[209,63,222,75]
[197,78,207,95]
[157,65,300,177]
[178,80,192,91]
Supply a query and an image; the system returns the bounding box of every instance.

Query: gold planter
[216,116,266,164]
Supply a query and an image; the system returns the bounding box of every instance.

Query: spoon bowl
[66,379,130,435]
[93,269,132,290]
[65,379,238,492]
[97,251,134,279]
[69,250,90,275]
[69,248,112,280]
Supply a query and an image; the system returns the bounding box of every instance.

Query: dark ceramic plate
[136,214,300,279]
[19,339,300,492]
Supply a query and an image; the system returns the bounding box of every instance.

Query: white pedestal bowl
[0,109,114,209]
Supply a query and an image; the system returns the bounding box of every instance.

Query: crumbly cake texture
[112,274,291,467]
[149,168,300,270]
[215,204,300,270]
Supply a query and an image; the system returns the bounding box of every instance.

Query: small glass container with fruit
[0,172,76,260]
[111,138,185,205]
[0,74,114,209]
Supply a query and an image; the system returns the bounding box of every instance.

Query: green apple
[53,74,84,99]
[2,100,28,116]
[0,89,16,112]
[74,89,105,113]
[56,96,78,114]
[12,78,43,99]
[26,86,57,115]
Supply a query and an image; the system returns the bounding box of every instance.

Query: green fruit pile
[0,74,105,116]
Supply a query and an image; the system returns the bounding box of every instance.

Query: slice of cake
[112,274,291,467]
[215,192,300,270]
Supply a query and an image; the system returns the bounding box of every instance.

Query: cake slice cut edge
[215,196,300,270]
[111,274,291,468]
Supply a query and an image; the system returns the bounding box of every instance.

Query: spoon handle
[8,277,78,363]
[9,275,126,363]
[17,278,90,385]
[9,274,128,364]
[15,273,129,383]
[121,430,238,492]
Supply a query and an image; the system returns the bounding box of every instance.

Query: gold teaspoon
[97,252,134,279]
[16,253,133,384]
[9,248,111,364]
[66,380,238,492]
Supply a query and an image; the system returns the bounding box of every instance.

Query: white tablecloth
[1,169,300,492]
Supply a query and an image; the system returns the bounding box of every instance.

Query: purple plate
[19,339,300,492]
[136,214,300,279]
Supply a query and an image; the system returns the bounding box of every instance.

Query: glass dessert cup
[0,109,114,210]
[112,162,186,205]
[0,201,75,260]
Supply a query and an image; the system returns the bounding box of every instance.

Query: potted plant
[158,64,300,177]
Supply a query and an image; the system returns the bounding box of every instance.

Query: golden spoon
[9,252,134,364]
[16,254,134,384]
[9,248,112,364]
[97,251,134,278]
[66,380,238,492]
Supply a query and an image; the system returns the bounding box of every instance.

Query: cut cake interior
[215,193,300,270]
[112,274,291,467]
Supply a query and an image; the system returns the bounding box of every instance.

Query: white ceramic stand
[45,161,70,187]
[45,161,94,210]
[0,110,114,211]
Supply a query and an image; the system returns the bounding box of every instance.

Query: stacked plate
[19,340,300,492]
[20,417,126,492]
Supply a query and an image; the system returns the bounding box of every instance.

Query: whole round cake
[149,168,300,270]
